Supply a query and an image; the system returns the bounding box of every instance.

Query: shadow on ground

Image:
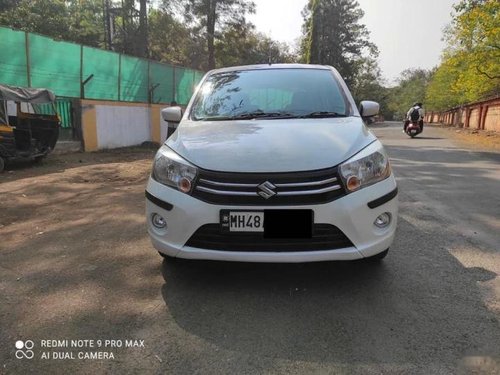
[160,216,500,368]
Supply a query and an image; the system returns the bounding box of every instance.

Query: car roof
[208,63,333,75]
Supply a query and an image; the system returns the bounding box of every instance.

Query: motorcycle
[405,120,422,138]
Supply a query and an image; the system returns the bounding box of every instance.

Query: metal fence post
[147,60,151,103]
[118,54,121,101]
[80,45,84,98]
[25,32,31,87]
[172,66,176,103]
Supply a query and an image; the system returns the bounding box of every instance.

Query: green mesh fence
[82,46,120,100]
[29,33,81,97]
[55,99,73,128]
[150,61,175,104]
[175,67,196,105]
[34,99,72,128]
[0,26,203,105]
[120,55,149,102]
[0,28,28,87]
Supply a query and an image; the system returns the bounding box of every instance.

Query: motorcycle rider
[403,102,424,133]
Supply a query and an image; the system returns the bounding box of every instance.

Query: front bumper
[145,175,398,263]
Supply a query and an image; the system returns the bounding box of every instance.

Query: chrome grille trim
[274,177,338,188]
[196,186,259,196]
[195,184,342,196]
[198,178,258,188]
[278,185,342,195]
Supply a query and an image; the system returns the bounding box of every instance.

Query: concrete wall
[425,96,500,132]
[484,105,500,132]
[469,108,480,128]
[95,105,150,149]
[160,113,169,143]
[80,100,172,151]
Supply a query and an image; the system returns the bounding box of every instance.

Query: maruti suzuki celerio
[146,64,398,262]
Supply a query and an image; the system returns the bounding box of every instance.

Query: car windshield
[190,68,349,121]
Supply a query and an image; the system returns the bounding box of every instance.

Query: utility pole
[103,0,147,56]
[138,0,148,58]
[103,0,118,50]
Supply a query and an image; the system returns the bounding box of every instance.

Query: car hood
[166,117,376,173]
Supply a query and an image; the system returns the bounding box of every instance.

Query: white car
[146,64,398,263]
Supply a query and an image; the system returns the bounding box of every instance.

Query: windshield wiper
[231,111,297,120]
[194,111,297,121]
[195,111,346,121]
[299,111,348,118]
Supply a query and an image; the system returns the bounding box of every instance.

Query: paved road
[1,122,499,374]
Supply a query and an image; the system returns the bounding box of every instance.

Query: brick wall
[425,96,500,132]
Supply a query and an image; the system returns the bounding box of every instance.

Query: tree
[106,0,149,56]
[425,62,461,110]
[183,0,255,70]
[0,0,71,40]
[67,0,105,47]
[301,0,377,86]
[149,7,206,69]
[215,21,297,68]
[388,69,432,119]
[0,0,296,71]
[0,0,20,12]
[0,0,104,47]
[425,0,499,110]
[351,58,393,119]
[137,0,148,57]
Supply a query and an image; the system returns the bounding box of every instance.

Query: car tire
[365,248,389,261]
[0,157,5,173]
[158,251,176,261]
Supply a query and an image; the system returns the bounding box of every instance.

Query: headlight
[339,141,391,192]
[152,145,198,193]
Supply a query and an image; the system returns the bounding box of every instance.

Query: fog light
[152,213,167,229]
[374,212,391,228]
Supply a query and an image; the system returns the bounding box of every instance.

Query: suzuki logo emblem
[258,181,276,199]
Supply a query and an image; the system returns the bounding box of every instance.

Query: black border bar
[367,187,398,209]
[145,191,173,211]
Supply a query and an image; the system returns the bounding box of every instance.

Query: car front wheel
[365,248,389,261]
[158,251,176,261]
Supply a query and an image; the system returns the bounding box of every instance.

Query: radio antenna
[268,29,272,65]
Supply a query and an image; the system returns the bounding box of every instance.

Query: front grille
[185,224,354,252]
[192,167,346,205]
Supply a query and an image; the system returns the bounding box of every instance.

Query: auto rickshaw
[0,84,60,172]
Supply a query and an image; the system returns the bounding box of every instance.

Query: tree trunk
[138,0,148,58]
[307,0,320,64]
[207,0,217,69]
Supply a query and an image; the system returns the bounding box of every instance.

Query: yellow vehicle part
[0,124,13,140]
[0,124,13,133]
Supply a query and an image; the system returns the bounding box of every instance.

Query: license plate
[221,211,264,232]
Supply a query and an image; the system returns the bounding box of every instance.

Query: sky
[248,0,458,83]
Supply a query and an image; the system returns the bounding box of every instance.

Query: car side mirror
[161,106,182,123]
[359,101,380,118]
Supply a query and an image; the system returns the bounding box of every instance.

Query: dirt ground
[429,124,500,153]
[1,147,159,373]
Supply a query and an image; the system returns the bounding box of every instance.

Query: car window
[191,69,348,120]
